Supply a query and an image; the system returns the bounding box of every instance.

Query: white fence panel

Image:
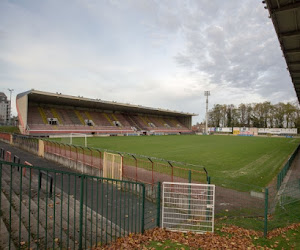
[162,182,215,233]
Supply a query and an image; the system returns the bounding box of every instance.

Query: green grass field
[61,134,300,189]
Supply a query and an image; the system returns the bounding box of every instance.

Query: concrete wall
[44,152,102,177]
[16,94,28,134]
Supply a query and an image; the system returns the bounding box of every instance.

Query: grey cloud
[171,0,295,102]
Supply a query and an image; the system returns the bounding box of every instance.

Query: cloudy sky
[0,0,297,123]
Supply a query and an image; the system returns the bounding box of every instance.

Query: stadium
[0,0,300,249]
[16,89,194,136]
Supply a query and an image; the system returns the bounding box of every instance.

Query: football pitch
[59,134,300,189]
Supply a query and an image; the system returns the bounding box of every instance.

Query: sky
[0,0,297,124]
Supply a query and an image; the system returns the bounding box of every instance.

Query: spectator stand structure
[16,90,195,136]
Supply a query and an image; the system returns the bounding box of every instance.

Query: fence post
[264,187,269,237]
[207,176,211,184]
[79,176,84,249]
[141,184,145,234]
[156,182,161,227]
[188,171,191,216]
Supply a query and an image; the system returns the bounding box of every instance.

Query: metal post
[188,171,191,216]
[156,182,161,227]
[264,187,269,237]
[168,161,174,182]
[132,155,137,182]
[148,158,154,185]
[79,176,85,249]
[141,184,145,233]
[204,91,210,134]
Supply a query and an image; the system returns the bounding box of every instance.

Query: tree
[239,103,247,127]
[206,101,299,129]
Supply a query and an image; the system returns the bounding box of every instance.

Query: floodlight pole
[7,88,14,125]
[204,91,210,134]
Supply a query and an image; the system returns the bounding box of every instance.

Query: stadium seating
[26,104,191,135]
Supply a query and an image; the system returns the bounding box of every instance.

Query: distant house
[0,92,9,125]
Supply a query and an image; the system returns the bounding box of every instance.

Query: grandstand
[16,90,195,136]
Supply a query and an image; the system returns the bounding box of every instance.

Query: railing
[277,144,300,190]
[43,140,208,186]
[0,160,147,249]
[12,134,39,154]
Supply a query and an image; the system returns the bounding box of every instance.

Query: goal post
[103,152,123,180]
[60,133,88,147]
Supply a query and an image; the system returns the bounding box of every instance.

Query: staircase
[37,107,48,125]
[103,113,114,126]
[51,108,63,124]
[0,164,126,249]
[74,110,85,125]
[124,115,142,131]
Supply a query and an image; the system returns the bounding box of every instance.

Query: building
[16,90,196,136]
[0,92,9,125]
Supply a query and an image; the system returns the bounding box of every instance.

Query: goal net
[103,152,123,180]
[60,133,88,147]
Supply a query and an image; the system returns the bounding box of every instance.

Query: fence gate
[162,182,215,233]
[103,152,123,180]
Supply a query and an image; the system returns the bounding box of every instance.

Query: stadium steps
[51,108,63,124]
[37,107,48,124]
[57,108,73,125]
[103,113,115,126]
[160,117,170,127]
[147,116,160,127]
[139,116,149,127]
[168,118,178,127]
[0,216,16,250]
[116,114,132,127]
[0,165,126,249]
[85,111,95,127]
[68,110,82,125]
[74,110,86,125]
[131,116,145,130]
[124,115,141,130]
[144,116,153,125]
[111,114,122,127]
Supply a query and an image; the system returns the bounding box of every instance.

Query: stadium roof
[17,89,197,117]
[264,0,300,102]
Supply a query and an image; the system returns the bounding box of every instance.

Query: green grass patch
[255,228,300,249]
[0,126,20,133]
[53,135,300,190]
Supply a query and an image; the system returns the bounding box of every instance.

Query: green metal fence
[266,179,300,235]
[0,160,148,249]
[277,144,300,190]
[42,138,208,185]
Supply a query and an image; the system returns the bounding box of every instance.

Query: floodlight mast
[204,91,210,134]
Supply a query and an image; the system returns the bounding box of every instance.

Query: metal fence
[0,160,148,249]
[42,139,208,185]
[162,182,215,233]
[277,144,300,190]
[12,134,39,154]
[267,179,300,233]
